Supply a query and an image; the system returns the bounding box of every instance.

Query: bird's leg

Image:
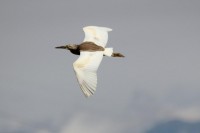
[111,52,125,57]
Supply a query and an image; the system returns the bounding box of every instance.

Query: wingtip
[84,93,93,98]
[83,26,112,32]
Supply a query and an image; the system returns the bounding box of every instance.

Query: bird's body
[56,26,124,97]
[64,42,105,55]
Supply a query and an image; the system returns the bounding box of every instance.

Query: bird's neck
[67,44,80,55]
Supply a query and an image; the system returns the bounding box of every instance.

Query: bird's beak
[55,45,67,49]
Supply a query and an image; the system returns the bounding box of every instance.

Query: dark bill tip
[55,46,67,49]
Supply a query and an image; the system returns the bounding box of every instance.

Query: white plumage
[56,26,124,97]
[73,51,103,97]
[73,26,112,97]
[83,26,112,47]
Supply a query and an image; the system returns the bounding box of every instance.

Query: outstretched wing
[83,26,112,48]
[73,51,103,97]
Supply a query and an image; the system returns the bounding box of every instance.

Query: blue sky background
[0,0,200,133]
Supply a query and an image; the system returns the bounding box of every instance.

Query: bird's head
[55,44,78,50]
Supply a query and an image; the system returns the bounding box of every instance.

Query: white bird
[56,26,124,97]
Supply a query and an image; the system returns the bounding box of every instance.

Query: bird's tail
[103,48,113,57]
[104,48,125,57]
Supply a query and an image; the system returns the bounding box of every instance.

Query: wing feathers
[73,51,103,97]
[83,26,112,48]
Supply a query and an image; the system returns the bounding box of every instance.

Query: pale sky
[0,0,200,133]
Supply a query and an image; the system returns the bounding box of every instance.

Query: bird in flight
[56,26,124,97]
